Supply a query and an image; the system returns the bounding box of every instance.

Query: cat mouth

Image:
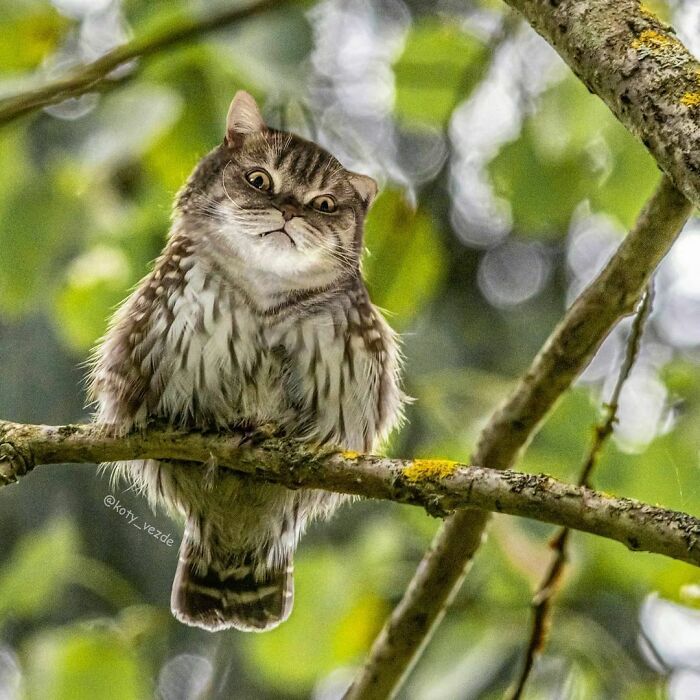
[259,229,296,248]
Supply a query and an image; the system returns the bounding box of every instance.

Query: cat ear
[348,172,378,208]
[226,91,265,144]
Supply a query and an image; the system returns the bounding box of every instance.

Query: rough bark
[1,1,699,695]
[343,5,700,697]
[504,0,700,208]
[3,0,700,219]
[1,419,700,569]
[507,285,654,699]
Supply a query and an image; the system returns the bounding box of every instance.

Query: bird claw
[232,422,278,447]
[0,442,33,486]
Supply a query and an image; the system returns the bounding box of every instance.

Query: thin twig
[507,284,655,700]
[0,0,288,126]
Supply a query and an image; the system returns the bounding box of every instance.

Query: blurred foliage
[0,519,78,620]
[244,546,387,692]
[490,75,660,235]
[393,19,488,126]
[1,0,700,698]
[364,189,446,327]
[24,625,150,700]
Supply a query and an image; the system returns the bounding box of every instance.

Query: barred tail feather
[171,539,294,632]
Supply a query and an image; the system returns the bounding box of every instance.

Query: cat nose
[274,197,301,222]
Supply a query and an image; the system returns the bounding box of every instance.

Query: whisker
[221,161,246,211]
[301,232,358,273]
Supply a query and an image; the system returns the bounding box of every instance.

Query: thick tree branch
[2,0,699,219]
[1,2,697,694]
[346,176,692,698]
[0,0,287,126]
[1,419,700,570]
[503,0,700,208]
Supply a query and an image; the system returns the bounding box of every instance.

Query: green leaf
[243,548,386,691]
[23,626,150,700]
[588,123,659,230]
[490,128,590,236]
[489,74,659,235]
[0,131,86,318]
[0,5,69,73]
[363,190,446,328]
[0,519,78,620]
[141,47,226,193]
[393,20,487,126]
[53,203,169,351]
[54,246,132,351]
[0,519,143,621]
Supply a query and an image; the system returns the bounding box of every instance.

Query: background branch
[0,0,286,125]
[1,419,700,569]
[1,0,697,695]
[345,0,700,694]
[2,0,700,221]
[346,178,692,698]
[507,284,655,699]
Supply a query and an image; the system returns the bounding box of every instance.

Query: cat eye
[310,195,337,213]
[245,169,273,192]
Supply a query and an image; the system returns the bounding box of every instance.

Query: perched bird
[89,91,405,632]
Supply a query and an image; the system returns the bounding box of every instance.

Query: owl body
[90,92,404,632]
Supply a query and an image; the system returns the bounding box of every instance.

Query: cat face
[181,92,377,292]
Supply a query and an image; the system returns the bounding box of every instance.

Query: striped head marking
[182,91,377,291]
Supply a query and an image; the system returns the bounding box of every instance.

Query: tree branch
[1,419,700,570]
[346,5,700,694]
[2,1,697,693]
[344,4,700,697]
[345,173,692,698]
[0,0,287,126]
[503,0,700,209]
[3,0,700,218]
[507,284,654,700]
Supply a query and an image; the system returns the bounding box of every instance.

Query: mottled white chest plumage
[129,257,394,454]
[153,260,287,429]
[92,243,402,562]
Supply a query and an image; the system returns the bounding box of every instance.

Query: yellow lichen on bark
[629,28,694,69]
[631,29,677,51]
[403,459,459,482]
[342,450,361,460]
[681,92,700,106]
